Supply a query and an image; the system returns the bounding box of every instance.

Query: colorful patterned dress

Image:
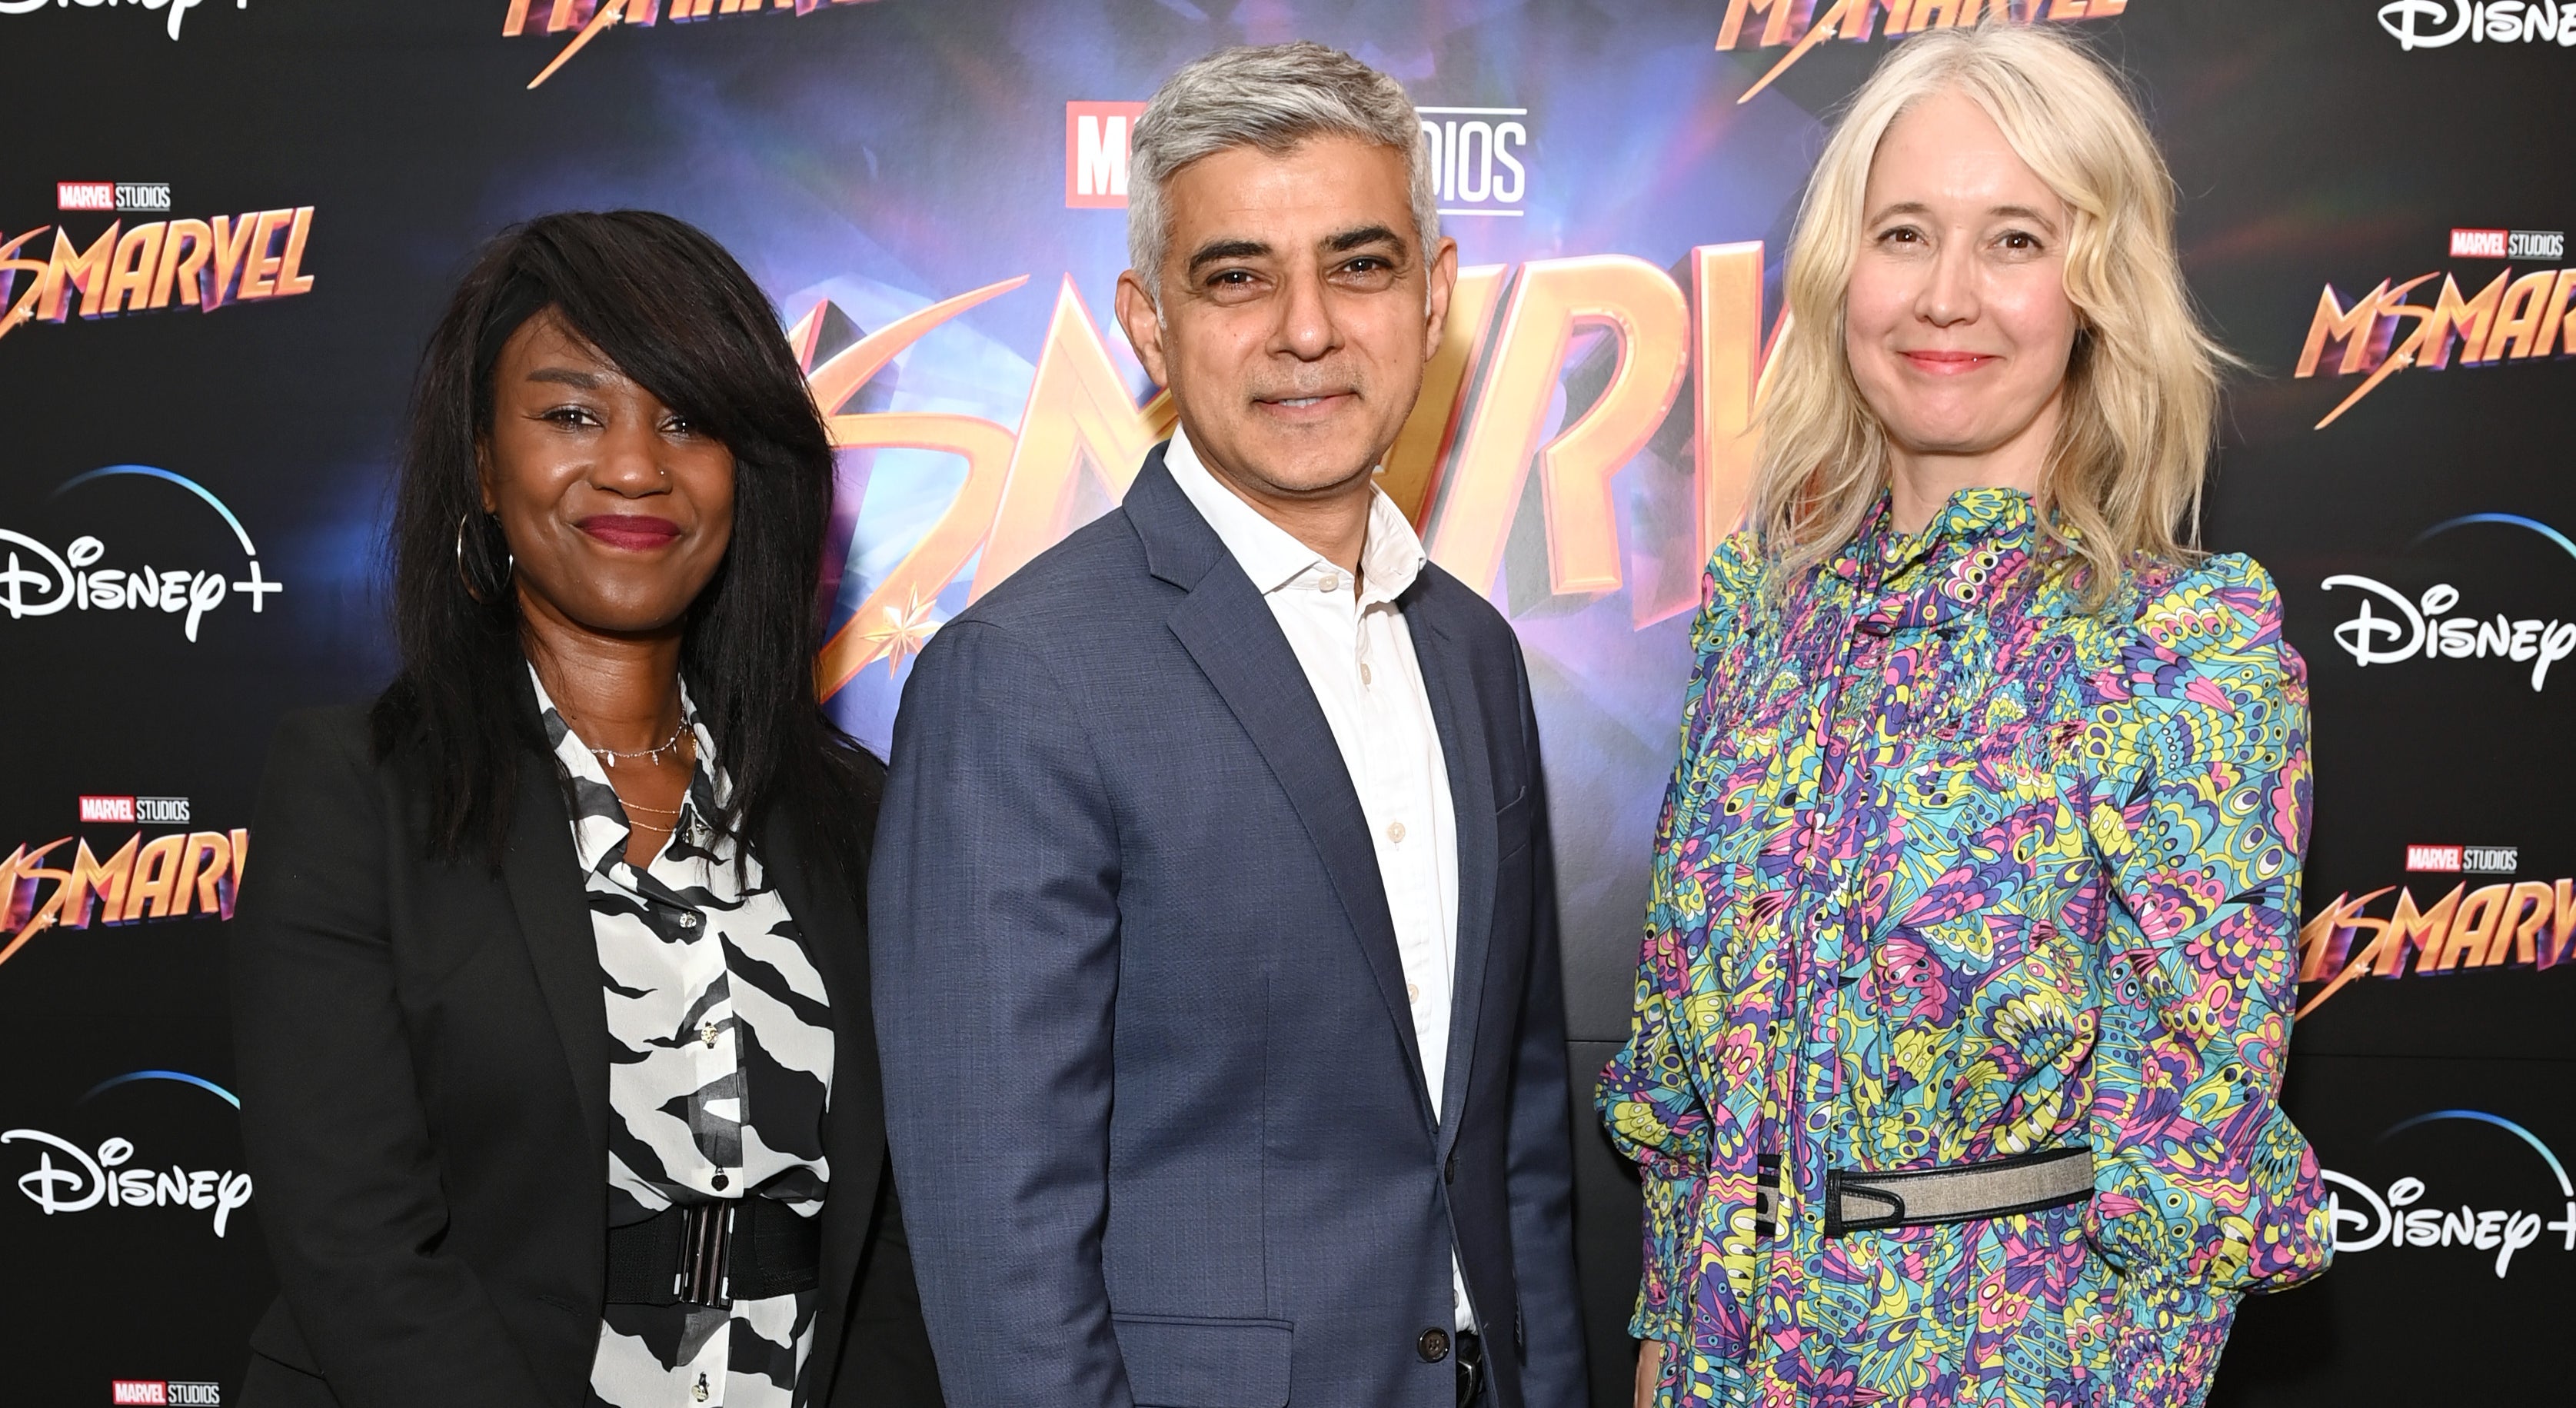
[1598,488,2331,1408]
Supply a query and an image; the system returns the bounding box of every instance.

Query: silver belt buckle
[676,1202,733,1308]
[1824,1146,2094,1237]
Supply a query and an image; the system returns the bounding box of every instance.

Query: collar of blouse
[1828,486,2073,634]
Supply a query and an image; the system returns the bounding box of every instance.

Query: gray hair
[1127,42,1440,301]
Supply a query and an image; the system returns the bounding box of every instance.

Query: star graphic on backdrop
[864,588,943,676]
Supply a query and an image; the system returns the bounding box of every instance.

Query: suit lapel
[499,748,612,1160]
[1166,577,1437,1131]
[1133,454,1436,1133]
[1406,593,1498,1157]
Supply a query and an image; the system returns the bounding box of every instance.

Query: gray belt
[1824,1146,2094,1236]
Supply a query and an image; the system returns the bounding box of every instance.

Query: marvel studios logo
[2405,844,2518,874]
[78,795,191,825]
[2448,228,2564,261]
[111,1383,221,1406]
[1417,107,1530,218]
[58,181,173,213]
[1064,101,1147,208]
[1064,102,1533,218]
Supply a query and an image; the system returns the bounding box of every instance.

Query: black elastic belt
[604,1197,821,1308]
[1824,1146,2093,1237]
[1456,1329,1486,1406]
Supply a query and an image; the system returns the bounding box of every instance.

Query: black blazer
[229,700,940,1408]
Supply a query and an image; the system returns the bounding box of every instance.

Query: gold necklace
[593,744,691,828]
[560,701,697,836]
[584,716,691,769]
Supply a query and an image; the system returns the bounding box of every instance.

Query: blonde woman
[1599,25,2330,1408]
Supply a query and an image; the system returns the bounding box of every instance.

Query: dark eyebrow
[1326,224,1404,255]
[1186,238,1271,275]
[525,367,606,388]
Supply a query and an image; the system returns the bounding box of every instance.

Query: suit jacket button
[1417,1326,1450,1363]
[1444,1152,1456,1185]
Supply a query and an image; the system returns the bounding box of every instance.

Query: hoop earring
[455,511,514,605]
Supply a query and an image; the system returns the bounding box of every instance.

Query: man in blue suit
[871,41,1586,1408]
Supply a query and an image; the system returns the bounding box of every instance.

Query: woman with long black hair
[231,211,941,1408]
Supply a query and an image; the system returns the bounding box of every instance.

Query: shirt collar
[1869,485,2036,569]
[528,662,723,874]
[1830,486,2049,633]
[1163,424,1427,604]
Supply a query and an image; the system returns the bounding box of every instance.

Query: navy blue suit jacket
[871,447,1586,1407]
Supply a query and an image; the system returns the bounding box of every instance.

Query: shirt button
[1360,662,1373,687]
[1407,982,1420,1004]
[1318,574,1341,593]
[701,1022,720,1047]
[1386,821,1406,844]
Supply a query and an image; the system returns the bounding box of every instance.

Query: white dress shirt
[1163,427,1476,1331]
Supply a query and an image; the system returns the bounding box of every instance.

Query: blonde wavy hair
[1749,23,2232,604]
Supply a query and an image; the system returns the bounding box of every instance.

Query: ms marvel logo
[0,820,249,970]
[2294,257,2576,429]
[0,206,317,339]
[501,0,889,88]
[790,240,1791,695]
[1713,0,2130,103]
[2296,874,2574,1017]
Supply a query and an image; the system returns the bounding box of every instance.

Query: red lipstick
[577,514,683,551]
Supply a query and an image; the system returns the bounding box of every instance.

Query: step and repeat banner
[2,2,2568,1404]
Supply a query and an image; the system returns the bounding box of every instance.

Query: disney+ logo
[2321,1110,2576,1280]
[4,1070,253,1238]
[2379,1,2576,48]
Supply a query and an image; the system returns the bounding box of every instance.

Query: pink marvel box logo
[80,795,136,824]
[1064,102,1147,209]
[2448,227,2507,258]
[107,1382,217,1406]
